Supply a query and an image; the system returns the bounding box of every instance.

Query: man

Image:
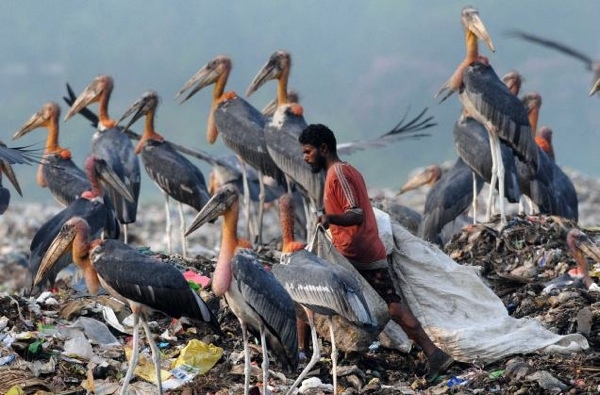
[298,123,453,381]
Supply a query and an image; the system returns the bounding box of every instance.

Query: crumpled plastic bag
[170,339,223,374]
[162,339,223,390]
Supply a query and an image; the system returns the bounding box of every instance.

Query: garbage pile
[0,213,598,394]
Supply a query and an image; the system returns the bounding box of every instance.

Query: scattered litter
[183,270,211,289]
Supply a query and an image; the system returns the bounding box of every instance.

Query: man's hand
[317,209,363,229]
[317,213,330,229]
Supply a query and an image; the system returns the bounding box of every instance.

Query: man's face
[302,143,326,173]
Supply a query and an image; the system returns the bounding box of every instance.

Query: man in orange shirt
[298,123,453,381]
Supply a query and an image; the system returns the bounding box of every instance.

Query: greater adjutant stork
[12,102,91,207]
[534,125,578,221]
[33,216,220,395]
[28,155,132,291]
[435,6,539,225]
[185,184,297,395]
[398,161,482,247]
[566,229,600,290]
[177,55,286,246]
[272,193,377,394]
[116,90,211,257]
[64,75,141,243]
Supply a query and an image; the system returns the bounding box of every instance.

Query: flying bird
[509,30,600,91]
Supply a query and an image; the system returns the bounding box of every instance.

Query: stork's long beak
[116,91,158,132]
[501,71,522,96]
[577,234,600,262]
[64,80,103,121]
[261,97,278,117]
[34,222,78,286]
[463,7,495,52]
[397,168,436,195]
[0,162,22,196]
[94,158,135,203]
[589,77,600,96]
[246,56,281,97]
[12,110,48,140]
[185,184,238,237]
[176,62,220,104]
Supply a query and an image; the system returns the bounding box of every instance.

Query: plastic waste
[101,305,131,334]
[124,346,171,385]
[5,386,25,395]
[183,270,211,289]
[63,330,94,360]
[0,354,16,366]
[76,317,120,346]
[0,316,9,330]
[162,339,223,390]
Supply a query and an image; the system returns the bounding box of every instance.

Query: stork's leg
[491,134,506,224]
[286,310,321,395]
[285,175,293,195]
[256,174,266,246]
[123,224,129,244]
[141,319,164,395]
[486,133,499,222]
[240,160,253,243]
[178,202,187,258]
[302,196,315,240]
[471,173,478,224]
[518,195,527,215]
[328,317,338,395]
[164,192,172,254]
[120,313,140,395]
[259,324,270,394]
[240,321,251,395]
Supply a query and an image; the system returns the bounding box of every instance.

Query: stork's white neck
[269,106,287,130]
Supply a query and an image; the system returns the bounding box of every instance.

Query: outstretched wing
[337,107,435,156]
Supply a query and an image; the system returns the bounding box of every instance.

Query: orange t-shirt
[324,162,386,263]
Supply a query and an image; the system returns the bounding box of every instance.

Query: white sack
[386,216,589,364]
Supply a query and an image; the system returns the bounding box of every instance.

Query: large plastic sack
[387,215,589,364]
[307,225,412,352]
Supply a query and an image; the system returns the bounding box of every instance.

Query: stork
[185,184,298,395]
[64,75,141,243]
[12,102,92,207]
[33,217,220,395]
[435,6,539,225]
[272,193,377,394]
[177,55,286,246]
[28,155,132,291]
[116,90,211,257]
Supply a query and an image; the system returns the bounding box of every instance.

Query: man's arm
[319,208,363,228]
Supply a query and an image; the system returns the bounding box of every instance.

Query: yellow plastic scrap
[124,346,171,384]
[5,386,25,395]
[171,339,223,374]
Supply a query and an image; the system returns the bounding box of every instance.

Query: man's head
[298,124,337,173]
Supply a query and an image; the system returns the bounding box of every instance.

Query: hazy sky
[2,1,599,204]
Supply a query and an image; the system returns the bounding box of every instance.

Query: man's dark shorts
[358,268,402,304]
